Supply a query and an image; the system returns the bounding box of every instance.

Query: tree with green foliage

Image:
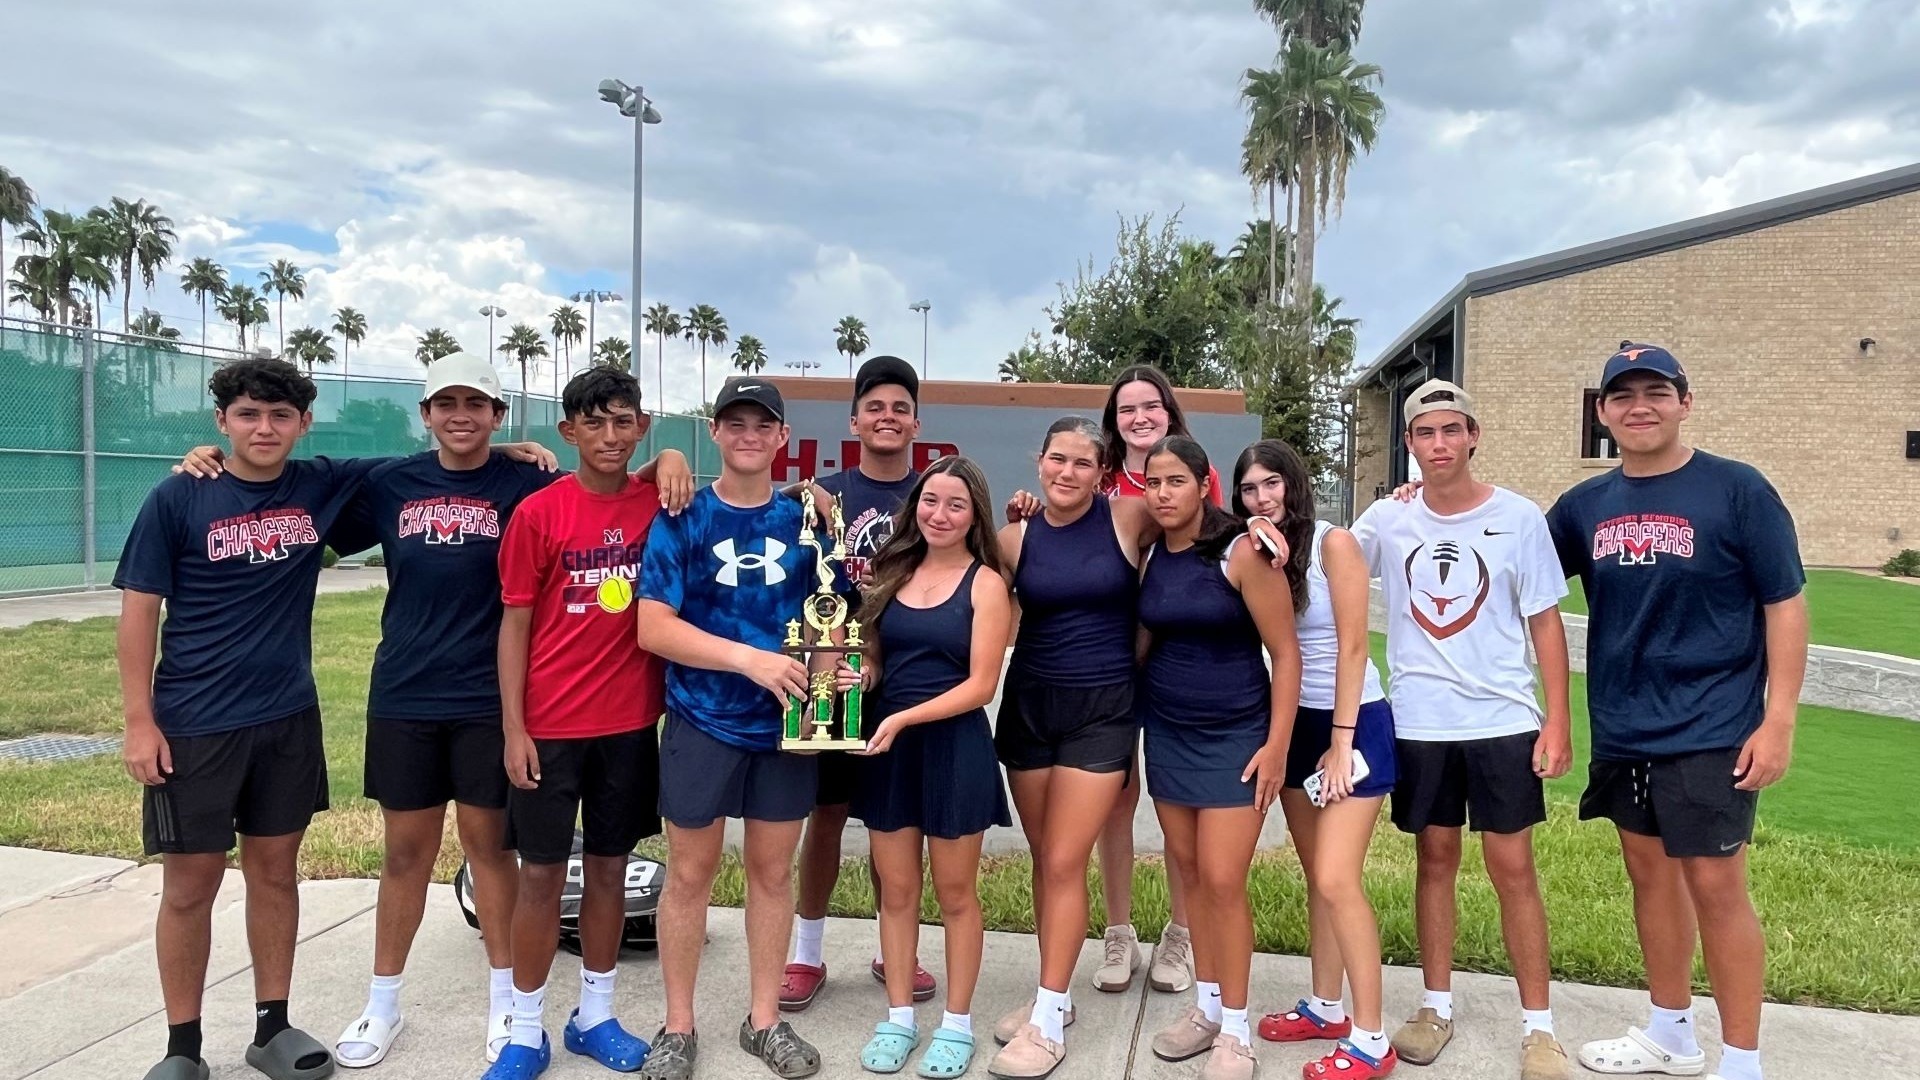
[415,327,461,364]
[128,309,182,348]
[732,334,768,375]
[1253,0,1366,49]
[593,336,632,373]
[642,301,682,406]
[331,307,367,378]
[0,167,36,313]
[179,258,227,349]
[549,304,586,392]
[14,209,114,327]
[93,197,176,333]
[259,259,306,356]
[216,283,270,351]
[502,323,548,436]
[683,304,727,404]
[833,315,869,378]
[286,326,336,374]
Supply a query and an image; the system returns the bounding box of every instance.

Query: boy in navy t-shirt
[636,377,821,1079]
[784,355,931,1010]
[116,358,374,1080]
[1547,344,1806,1080]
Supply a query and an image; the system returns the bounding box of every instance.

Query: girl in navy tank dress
[1233,438,1402,1078]
[837,456,1013,1079]
[1135,437,1301,1080]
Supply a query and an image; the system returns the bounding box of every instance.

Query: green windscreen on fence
[0,324,714,595]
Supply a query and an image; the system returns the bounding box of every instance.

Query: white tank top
[1298,519,1386,710]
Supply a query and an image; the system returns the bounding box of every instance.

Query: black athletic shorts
[364,715,508,812]
[1580,748,1759,858]
[814,749,859,807]
[994,673,1137,774]
[657,714,819,828]
[506,727,661,865]
[1390,731,1545,835]
[142,706,330,856]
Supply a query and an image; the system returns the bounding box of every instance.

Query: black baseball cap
[1600,342,1688,394]
[712,376,785,423]
[851,355,919,411]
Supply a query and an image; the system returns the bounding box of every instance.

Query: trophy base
[781,736,868,753]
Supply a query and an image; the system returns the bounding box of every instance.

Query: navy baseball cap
[712,376,785,423]
[1600,342,1688,394]
[851,354,919,409]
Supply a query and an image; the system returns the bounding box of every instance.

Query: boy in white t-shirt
[1349,379,1574,1080]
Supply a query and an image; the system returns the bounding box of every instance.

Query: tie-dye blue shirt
[640,486,813,749]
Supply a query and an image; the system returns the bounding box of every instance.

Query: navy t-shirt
[1546,450,1805,760]
[114,459,376,737]
[329,453,561,721]
[815,466,919,595]
[639,486,811,750]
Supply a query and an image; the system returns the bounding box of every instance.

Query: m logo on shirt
[399,497,501,545]
[1404,540,1492,640]
[713,537,788,587]
[605,528,624,545]
[206,510,320,564]
[1591,514,1694,566]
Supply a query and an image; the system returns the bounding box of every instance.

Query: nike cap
[1403,378,1476,426]
[712,376,786,423]
[851,354,919,411]
[1600,342,1688,395]
[421,353,507,405]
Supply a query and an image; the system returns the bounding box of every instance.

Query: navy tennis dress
[1138,539,1273,808]
[852,562,1012,839]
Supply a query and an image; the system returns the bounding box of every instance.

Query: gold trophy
[780,485,867,751]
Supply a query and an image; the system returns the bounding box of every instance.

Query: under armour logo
[713,537,787,586]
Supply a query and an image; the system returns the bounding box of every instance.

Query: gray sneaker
[739,1017,821,1078]
[638,1029,697,1080]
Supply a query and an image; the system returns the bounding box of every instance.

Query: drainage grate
[0,734,121,763]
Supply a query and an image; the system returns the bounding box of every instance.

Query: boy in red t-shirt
[490,368,666,1080]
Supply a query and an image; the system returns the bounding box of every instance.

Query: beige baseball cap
[421,352,506,405]
[1403,378,1476,425]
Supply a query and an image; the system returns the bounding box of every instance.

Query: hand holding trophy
[780,485,867,751]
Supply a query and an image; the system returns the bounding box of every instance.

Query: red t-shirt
[499,474,665,739]
[1104,464,1225,506]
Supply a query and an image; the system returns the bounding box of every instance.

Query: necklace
[907,562,969,604]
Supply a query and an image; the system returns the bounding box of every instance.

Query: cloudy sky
[5,0,1918,410]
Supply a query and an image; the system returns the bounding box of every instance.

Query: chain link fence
[0,317,715,596]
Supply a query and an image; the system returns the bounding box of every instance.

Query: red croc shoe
[870,959,937,1002]
[1260,1000,1353,1043]
[1303,1040,1397,1079]
[780,963,827,1011]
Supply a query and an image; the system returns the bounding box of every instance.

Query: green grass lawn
[2,592,1918,1012]
[1560,567,1920,659]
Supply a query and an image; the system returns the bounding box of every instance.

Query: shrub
[1883,549,1920,577]
[364,552,385,568]
[322,546,339,569]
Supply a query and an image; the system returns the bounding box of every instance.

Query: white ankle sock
[1310,994,1346,1025]
[1522,1008,1554,1036]
[1718,1044,1761,1080]
[941,1011,972,1036]
[576,967,615,1032]
[1350,1026,1389,1060]
[1422,988,1454,1021]
[367,974,403,1023]
[1220,1007,1250,1044]
[793,916,826,968]
[510,987,545,1049]
[488,967,514,1018]
[1647,1002,1701,1056]
[1030,987,1070,1042]
[888,1005,916,1030]
[1196,981,1223,1025]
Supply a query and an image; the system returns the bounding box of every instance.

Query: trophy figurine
[780,485,867,751]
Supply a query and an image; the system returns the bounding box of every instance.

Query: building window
[1581,389,1619,460]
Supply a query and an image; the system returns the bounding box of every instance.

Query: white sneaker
[1148,922,1194,993]
[1091,924,1141,992]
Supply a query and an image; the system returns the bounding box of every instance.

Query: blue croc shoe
[565,1011,652,1072]
[860,1022,919,1074]
[481,1034,552,1080]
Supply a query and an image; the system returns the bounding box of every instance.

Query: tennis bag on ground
[453,830,663,953]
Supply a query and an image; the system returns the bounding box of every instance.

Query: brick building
[1343,162,1920,567]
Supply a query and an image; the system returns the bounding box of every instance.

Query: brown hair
[857,456,1005,637]
[1230,438,1314,613]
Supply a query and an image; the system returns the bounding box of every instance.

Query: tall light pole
[784,360,821,378]
[570,290,622,373]
[598,78,663,402]
[908,300,931,378]
[479,305,506,364]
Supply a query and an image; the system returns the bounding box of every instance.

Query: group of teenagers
[117,340,1805,1080]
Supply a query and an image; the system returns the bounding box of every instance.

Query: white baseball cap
[421,352,506,405]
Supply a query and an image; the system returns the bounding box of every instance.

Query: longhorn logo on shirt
[712,537,788,587]
[1403,540,1492,640]
[207,509,319,563]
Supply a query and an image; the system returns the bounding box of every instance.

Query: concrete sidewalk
[1,849,1909,1080]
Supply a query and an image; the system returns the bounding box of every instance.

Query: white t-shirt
[1299,520,1387,710]
[1350,486,1567,742]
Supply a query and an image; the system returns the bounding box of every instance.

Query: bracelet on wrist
[1330,723,1357,730]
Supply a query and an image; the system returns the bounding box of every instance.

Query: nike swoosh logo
[1483,529,1510,536]
[1719,840,1745,852]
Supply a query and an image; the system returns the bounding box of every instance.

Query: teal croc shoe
[860,1022,920,1074]
[916,1028,976,1078]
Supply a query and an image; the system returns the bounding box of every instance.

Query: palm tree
[127,309,182,346]
[731,335,768,375]
[416,327,461,364]
[593,336,631,373]
[8,258,62,321]
[93,197,177,332]
[215,283,270,351]
[833,315,870,377]
[331,307,367,379]
[179,258,227,349]
[502,323,548,436]
[0,167,36,315]
[548,304,586,393]
[285,327,336,374]
[1252,0,1366,49]
[641,302,681,409]
[259,259,306,356]
[14,210,114,326]
[683,304,728,404]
